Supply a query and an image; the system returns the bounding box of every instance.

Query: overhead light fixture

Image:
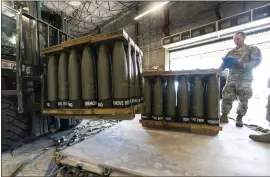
[134,1,169,20]
[68,1,81,7]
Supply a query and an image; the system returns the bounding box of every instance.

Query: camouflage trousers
[221,80,253,116]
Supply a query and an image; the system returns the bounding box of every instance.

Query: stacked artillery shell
[141,76,145,102]
[47,55,58,108]
[141,77,151,120]
[130,52,138,104]
[58,52,69,108]
[191,75,204,124]
[97,44,112,108]
[81,45,97,108]
[112,40,130,108]
[132,53,140,104]
[177,76,190,123]
[152,77,164,121]
[125,49,131,103]
[206,75,219,126]
[68,48,82,108]
[136,55,143,102]
[165,77,176,121]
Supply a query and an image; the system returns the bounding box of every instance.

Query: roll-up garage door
[170,30,270,96]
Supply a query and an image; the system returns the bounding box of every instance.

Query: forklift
[1,1,80,151]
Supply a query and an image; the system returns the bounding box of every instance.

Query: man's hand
[218,64,224,71]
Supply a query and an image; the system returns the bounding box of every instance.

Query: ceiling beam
[43,3,98,29]
[63,1,111,20]
[91,1,114,16]
[86,2,139,35]
[118,2,137,13]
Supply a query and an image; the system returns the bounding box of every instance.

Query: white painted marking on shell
[125,100,130,105]
[183,117,189,122]
[98,102,103,107]
[85,101,97,106]
[197,118,204,123]
[191,118,196,122]
[68,103,73,107]
[113,101,124,106]
[141,115,147,119]
[165,117,172,121]
[208,120,219,124]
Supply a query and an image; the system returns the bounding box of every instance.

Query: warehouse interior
[1,1,270,176]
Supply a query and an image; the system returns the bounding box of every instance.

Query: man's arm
[244,46,262,70]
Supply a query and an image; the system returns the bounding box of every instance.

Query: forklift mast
[1,2,75,142]
[2,2,73,112]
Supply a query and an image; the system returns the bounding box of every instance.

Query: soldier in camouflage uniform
[220,32,262,127]
[249,78,270,143]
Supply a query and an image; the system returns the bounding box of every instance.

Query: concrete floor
[61,117,270,176]
[2,137,56,176]
[1,124,81,176]
[228,97,270,129]
[2,98,269,176]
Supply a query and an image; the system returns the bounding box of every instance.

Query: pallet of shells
[42,30,144,120]
[140,70,223,135]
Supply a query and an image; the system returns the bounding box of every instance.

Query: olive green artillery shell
[165,77,176,117]
[143,77,151,115]
[97,43,112,108]
[47,55,58,101]
[141,76,144,101]
[136,55,143,102]
[130,52,137,103]
[206,75,219,120]
[112,40,130,107]
[58,52,69,100]
[132,53,140,103]
[191,76,204,118]
[128,52,134,102]
[68,48,81,100]
[81,45,96,100]
[153,77,163,119]
[177,76,189,117]
[125,49,131,99]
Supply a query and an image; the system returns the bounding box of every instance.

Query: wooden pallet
[42,30,143,56]
[140,119,222,136]
[42,44,63,54]
[142,69,221,77]
[42,103,144,120]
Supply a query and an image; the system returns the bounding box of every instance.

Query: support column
[163,3,169,37]
[163,3,170,71]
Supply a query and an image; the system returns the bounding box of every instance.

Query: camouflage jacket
[225,44,262,81]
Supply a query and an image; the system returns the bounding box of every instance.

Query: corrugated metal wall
[98,1,269,71]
